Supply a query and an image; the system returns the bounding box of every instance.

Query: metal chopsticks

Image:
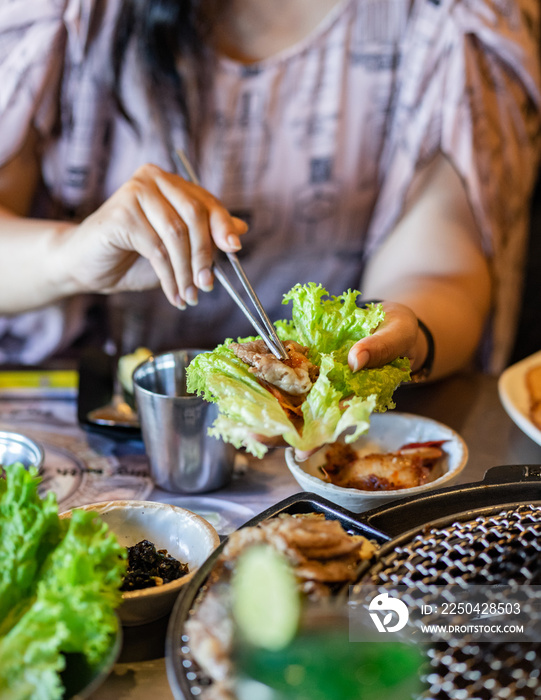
[172,150,289,361]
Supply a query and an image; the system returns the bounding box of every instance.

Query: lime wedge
[117,347,153,394]
[232,545,301,651]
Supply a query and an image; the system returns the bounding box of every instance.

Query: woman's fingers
[140,166,247,304]
[125,174,191,308]
[112,197,184,307]
[133,175,197,306]
[73,163,250,305]
[348,301,420,372]
[96,164,248,305]
[151,172,213,305]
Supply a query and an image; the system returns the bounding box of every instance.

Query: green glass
[234,609,424,700]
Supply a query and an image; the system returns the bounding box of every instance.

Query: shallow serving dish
[61,500,220,626]
[0,430,44,469]
[285,412,468,512]
[498,349,541,447]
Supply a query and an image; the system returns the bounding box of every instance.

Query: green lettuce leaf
[279,283,385,362]
[187,283,410,457]
[0,463,59,627]
[0,464,126,700]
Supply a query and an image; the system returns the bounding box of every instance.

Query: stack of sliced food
[185,513,377,697]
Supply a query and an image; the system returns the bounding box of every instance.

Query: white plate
[151,495,255,535]
[285,412,468,512]
[498,350,541,446]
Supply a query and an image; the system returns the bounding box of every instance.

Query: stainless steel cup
[133,349,235,493]
[0,431,44,469]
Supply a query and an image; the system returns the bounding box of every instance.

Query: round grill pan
[167,464,541,699]
[356,502,541,699]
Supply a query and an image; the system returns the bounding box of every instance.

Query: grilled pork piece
[321,441,445,491]
[185,591,233,683]
[230,339,318,396]
[186,514,377,696]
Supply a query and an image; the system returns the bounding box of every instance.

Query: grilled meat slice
[321,441,445,491]
[187,514,378,695]
[230,339,318,396]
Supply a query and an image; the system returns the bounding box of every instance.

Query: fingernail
[185,286,198,306]
[175,294,186,310]
[197,268,214,292]
[351,350,369,372]
[232,216,249,233]
[227,234,241,250]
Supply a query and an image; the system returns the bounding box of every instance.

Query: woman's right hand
[63,163,248,308]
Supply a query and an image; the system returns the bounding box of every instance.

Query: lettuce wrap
[187,283,411,458]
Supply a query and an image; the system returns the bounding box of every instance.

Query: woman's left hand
[347,301,427,374]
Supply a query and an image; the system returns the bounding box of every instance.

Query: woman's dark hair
[111,0,217,142]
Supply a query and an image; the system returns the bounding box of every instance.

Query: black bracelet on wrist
[410,318,435,382]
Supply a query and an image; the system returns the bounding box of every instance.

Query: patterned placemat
[0,399,153,509]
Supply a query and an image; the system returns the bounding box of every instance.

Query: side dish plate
[78,349,141,440]
[498,350,541,447]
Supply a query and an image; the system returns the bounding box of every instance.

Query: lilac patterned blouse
[0,0,540,370]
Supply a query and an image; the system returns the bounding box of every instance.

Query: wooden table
[3,369,540,699]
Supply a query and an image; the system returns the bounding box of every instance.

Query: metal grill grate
[360,504,541,699]
[171,504,541,699]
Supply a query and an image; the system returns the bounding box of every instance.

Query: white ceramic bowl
[61,500,220,626]
[285,412,468,513]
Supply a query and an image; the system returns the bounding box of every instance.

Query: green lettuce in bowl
[186,283,410,458]
[0,463,127,700]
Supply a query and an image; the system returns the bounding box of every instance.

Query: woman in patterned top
[0,0,539,378]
